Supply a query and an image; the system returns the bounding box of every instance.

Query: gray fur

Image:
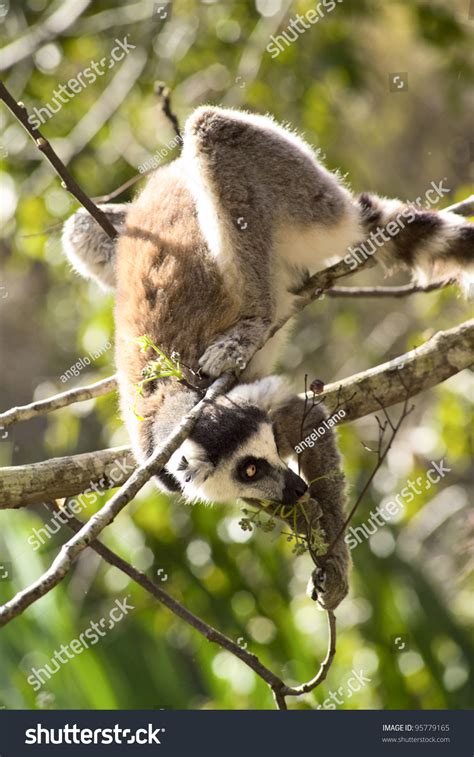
[62,203,128,289]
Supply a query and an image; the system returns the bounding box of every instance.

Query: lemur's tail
[349,192,474,296]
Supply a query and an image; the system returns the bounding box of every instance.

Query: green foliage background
[0,0,472,710]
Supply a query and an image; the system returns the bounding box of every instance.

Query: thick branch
[2,319,471,509]
[0,447,133,509]
[313,317,474,420]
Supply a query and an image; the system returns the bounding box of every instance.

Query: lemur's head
[161,378,307,505]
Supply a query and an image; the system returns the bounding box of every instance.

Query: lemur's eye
[238,457,260,482]
[245,462,257,478]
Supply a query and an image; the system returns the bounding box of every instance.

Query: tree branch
[0,374,232,626]
[0,376,118,429]
[154,81,182,140]
[0,447,133,509]
[43,501,331,708]
[0,81,118,240]
[326,281,453,298]
[2,318,471,509]
[312,317,474,421]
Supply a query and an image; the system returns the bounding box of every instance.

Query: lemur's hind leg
[62,203,128,289]
[183,108,276,378]
[182,106,359,378]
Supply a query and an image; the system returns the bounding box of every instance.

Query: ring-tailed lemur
[63,107,473,609]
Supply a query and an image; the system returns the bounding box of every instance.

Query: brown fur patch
[114,162,242,453]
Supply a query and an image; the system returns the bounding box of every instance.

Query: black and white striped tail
[350,193,474,297]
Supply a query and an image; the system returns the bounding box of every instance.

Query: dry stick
[154,81,182,140]
[0,376,118,428]
[41,502,300,704]
[0,81,117,241]
[326,281,452,298]
[42,502,287,699]
[0,374,232,628]
[43,500,334,708]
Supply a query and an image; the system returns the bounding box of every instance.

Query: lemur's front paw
[308,558,349,610]
[199,318,271,378]
[199,337,252,378]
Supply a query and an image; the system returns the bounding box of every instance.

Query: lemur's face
[166,401,307,505]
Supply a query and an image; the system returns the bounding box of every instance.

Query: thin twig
[0,376,118,428]
[326,281,453,298]
[0,81,118,240]
[42,499,336,709]
[154,81,182,140]
[281,610,337,696]
[93,172,150,204]
[42,502,287,700]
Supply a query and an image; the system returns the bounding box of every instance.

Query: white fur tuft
[226,375,293,412]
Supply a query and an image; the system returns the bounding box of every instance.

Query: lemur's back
[114,160,240,388]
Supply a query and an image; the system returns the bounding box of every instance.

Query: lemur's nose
[281,470,308,504]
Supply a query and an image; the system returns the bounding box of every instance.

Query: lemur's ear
[226,376,293,415]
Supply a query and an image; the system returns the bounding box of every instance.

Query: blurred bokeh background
[0,0,473,710]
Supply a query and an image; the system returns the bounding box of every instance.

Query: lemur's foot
[308,558,349,610]
[198,318,270,378]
